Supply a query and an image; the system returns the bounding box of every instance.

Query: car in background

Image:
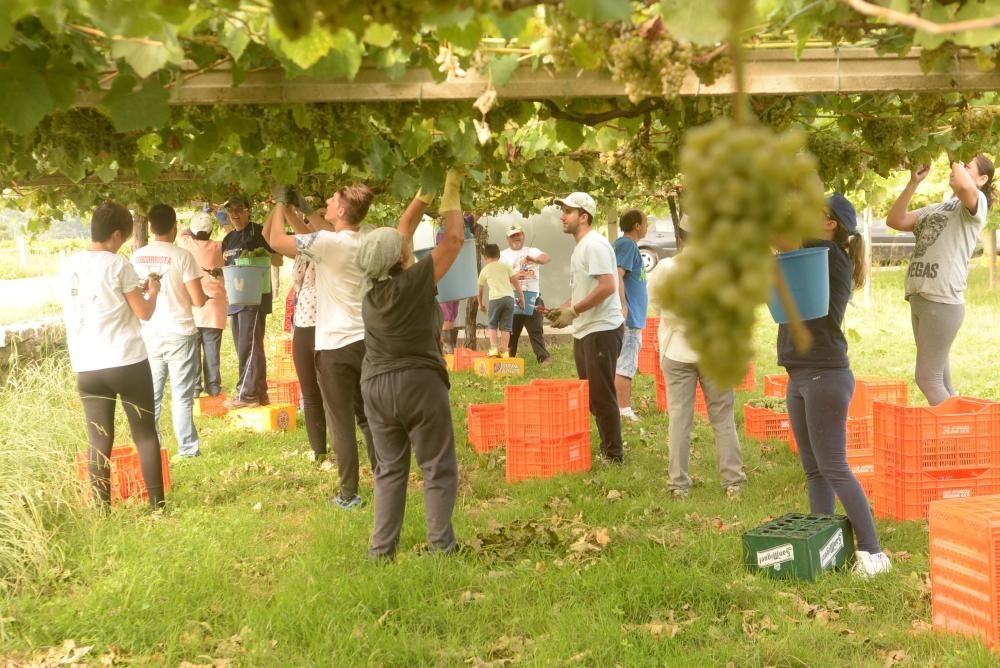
[870,219,915,265]
[638,215,677,272]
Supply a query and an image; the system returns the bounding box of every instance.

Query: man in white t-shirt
[266,183,377,510]
[499,224,552,365]
[546,192,626,463]
[132,204,208,458]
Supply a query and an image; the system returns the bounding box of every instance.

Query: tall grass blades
[0,355,90,596]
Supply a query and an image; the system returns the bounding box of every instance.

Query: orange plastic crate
[467,403,505,453]
[637,318,660,375]
[267,379,301,407]
[875,467,998,521]
[850,377,908,418]
[506,431,591,482]
[193,393,228,417]
[929,495,1000,650]
[271,353,297,380]
[505,379,589,443]
[453,347,488,372]
[763,374,788,398]
[743,404,792,442]
[874,397,1000,475]
[269,335,293,357]
[75,445,171,503]
[849,452,875,498]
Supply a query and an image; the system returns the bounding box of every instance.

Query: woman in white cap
[355,169,466,560]
[179,211,227,397]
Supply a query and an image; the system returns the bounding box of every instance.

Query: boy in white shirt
[132,204,208,458]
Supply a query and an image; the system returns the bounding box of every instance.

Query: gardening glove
[546,306,577,329]
[416,189,436,205]
[439,168,463,213]
[296,193,314,216]
[271,184,290,204]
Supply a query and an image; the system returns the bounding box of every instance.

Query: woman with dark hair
[59,202,166,509]
[887,154,995,404]
[779,193,890,578]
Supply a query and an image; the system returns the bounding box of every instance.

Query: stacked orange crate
[637,318,660,375]
[504,379,591,482]
[744,404,792,443]
[763,374,788,398]
[874,397,1000,521]
[929,495,1000,652]
[467,403,505,453]
[76,445,171,504]
[453,348,488,372]
[267,379,301,407]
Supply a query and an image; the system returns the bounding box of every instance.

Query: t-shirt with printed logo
[905,191,987,305]
[132,240,202,337]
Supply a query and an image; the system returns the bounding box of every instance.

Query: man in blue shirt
[612,209,648,422]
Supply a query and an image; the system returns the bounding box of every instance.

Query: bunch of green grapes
[601,134,680,188]
[951,107,996,143]
[655,119,824,386]
[690,50,732,88]
[806,132,869,191]
[751,96,798,132]
[608,32,693,103]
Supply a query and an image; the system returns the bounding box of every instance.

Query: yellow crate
[445,354,456,372]
[193,394,228,417]
[473,356,525,378]
[231,405,297,432]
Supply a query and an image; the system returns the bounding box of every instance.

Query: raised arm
[886,167,927,232]
[264,202,299,259]
[948,156,982,214]
[429,169,465,283]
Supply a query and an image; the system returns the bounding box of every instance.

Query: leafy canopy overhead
[2,0,1000,222]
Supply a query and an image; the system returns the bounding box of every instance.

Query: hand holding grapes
[910,165,930,185]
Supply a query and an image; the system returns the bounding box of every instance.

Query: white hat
[189,212,214,235]
[505,223,524,237]
[553,192,597,217]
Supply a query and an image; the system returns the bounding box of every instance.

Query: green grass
[2,267,1000,666]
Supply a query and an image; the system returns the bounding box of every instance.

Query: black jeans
[315,340,376,498]
[510,297,549,362]
[787,366,881,553]
[293,326,328,459]
[230,309,268,403]
[194,327,223,396]
[77,360,164,508]
[573,325,625,461]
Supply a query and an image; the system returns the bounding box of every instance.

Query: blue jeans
[145,332,201,456]
[194,327,223,397]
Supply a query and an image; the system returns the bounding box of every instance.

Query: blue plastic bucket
[223,264,267,307]
[767,247,830,324]
[414,237,478,303]
[514,290,538,316]
[235,256,272,293]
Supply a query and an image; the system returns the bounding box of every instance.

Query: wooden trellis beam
[72,48,1000,108]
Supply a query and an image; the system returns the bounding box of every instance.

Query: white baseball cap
[553,192,597,217]
[189,212,214,235]
[506,223,524,237]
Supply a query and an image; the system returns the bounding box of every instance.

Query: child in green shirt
[477,244,525,357]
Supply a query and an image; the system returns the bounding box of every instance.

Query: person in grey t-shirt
[886,154,996,405]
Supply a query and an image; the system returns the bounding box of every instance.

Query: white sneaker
[852,550,892,578]
[620,407,639,422]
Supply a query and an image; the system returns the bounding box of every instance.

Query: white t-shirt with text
[295,228,367,350]
[132,240,202,337]
[570,231,624,339]
[499,246,544,293]
[59,251,148,373]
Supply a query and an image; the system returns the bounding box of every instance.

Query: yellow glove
[416,189,435,205]
[439,168,463,213]
[546,306,578,329]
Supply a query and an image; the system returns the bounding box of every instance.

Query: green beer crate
[743,513,855,581]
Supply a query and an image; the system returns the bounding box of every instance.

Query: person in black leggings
[778,193,890,578]
[59,202,165,509]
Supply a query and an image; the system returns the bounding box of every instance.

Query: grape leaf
[490,54,520,87]
[137,158,163,183]
[659,0,730,45]
[363,23,396,48]
[566,0,632,22]
[219,20,250,61]
[0,49,54,134]
[102,75,171,132]
[271,24,341,71]
[302,30,363,80]
[110,39,181,79]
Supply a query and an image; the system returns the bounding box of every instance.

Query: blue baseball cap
[827,193,858,235]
